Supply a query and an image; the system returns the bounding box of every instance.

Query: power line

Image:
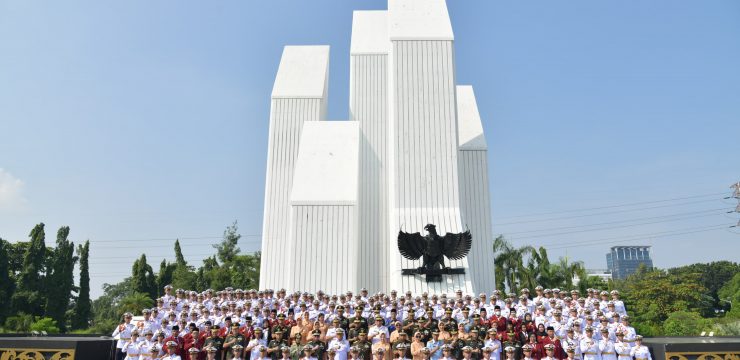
[515,223,729,249]
[502,208,728,235]
[96,239,262,250]
[505,210,727,240]
[494,192,725,220]
[494,198,722,226]
[89,235,262,243]
[545,225,728,251]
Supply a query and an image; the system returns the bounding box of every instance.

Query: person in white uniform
[614,332,632,360]
[328,329,350,360]
[161,341,182,360]
[121,331,142,360]
[579,327,600,360]
[629,336,651,360]
[599,327,617,360]
[113,313,136,360]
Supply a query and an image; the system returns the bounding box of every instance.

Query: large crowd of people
[111,286,651,360]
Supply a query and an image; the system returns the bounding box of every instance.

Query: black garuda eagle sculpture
[397,224,472,281]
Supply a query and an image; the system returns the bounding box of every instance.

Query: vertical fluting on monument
[350,11,391,293]
[288,122,360,294]
[259,46,330,290]
[387,0,473,293]
[456,85,496,294]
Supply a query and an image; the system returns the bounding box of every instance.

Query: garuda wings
[397,227,472,260]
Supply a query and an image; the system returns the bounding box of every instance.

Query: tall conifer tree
[46,226,77,332]
[12,223,47,315]
[71,240,91,330]
[0,238,14,323]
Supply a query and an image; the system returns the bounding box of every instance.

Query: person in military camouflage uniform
[335,306,350,334]
[204,326,224,360]
[348,319,365,344]
[273,314,291,342]
[465,330,484,360]
[268,329,289,360]
[353,331,373,360]
[401,312,417,338]
[469,315,488,337]
[351,311,369,333]
[417,310,436,343]
[439,309,457,333]
[306,330,327,360]
[224,324,246,360]
[449,330,466,360]
[290,333,304,360]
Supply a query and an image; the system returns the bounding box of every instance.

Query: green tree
[30,317,61,334]
[669,261,740,316]
[4,313,34,333]
[91,278,135,331]
[132,254,156,299]
[0,238,15,324]
[45,226,77,332]
[155,259,176,296]
[174,239,187,268]
[718,272,740,318]
[12,223,47,316]
[71,240,91,330]
[171,240,197,290]
[578,275,608,294]
[663,311,708,336]
[214,221,241,264]
[617,265,709,334]
[553,256,585,290]
[520,247,549,291]
[118,292,154,317]
[492,236,533,293]
[230,252,261,289]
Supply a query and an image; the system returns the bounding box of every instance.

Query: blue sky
[1,0,738,297]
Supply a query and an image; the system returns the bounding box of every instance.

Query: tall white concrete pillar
[457,85,496,294]
[350,10,391,293]
[387,0,472,293]
[260,46,330,290]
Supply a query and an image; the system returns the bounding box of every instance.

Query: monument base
[401,267,465,282]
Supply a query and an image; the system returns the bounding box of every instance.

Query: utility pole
[730,182,740,229]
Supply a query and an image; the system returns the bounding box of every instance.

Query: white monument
[259,0,494,294]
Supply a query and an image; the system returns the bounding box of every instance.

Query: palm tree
[492,236,534,294]
[554,256,585,290]
[521,246,557,290]
[118,292,154,317]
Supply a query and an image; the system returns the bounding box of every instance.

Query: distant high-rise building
[606,246,653,280]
